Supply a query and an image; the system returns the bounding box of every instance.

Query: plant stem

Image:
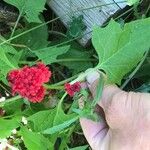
[2,114,14,119]
[52,74,80,86]
[55,58,96,62]
[49,31,67,38]
[59,93,68,106]
[0,95,21,107]
[145,3,150,16]
[44,84,64,90]
[52,93,68,125]
[133,3,139,19]
[121,50,149,89]
[19,58,96,65]
[10,7,24,39]
[10,43,31,49]
[71,68,98,84]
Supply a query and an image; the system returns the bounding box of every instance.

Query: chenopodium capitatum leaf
[92,18,150,85]
[4,0,46,23]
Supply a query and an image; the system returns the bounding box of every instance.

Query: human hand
[80,71,150,150]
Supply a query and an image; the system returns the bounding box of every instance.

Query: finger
[86,71,121,110]
[80,117,108,149]
[80,71,109,149]
[100,85,122,110]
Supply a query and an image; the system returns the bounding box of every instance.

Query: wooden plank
[47,0,127,46]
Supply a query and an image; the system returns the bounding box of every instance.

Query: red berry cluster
[8,63,51,103]
[65,82,81,97]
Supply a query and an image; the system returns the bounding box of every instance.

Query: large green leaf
[28,101,78,135]
[40,96,78,135]
[4,0,46,23]
[13,23,49,50]
[34,45,70,64]
[0,117,21,138]
[92,18,150,84]
[49,96,78,134]
[28,109,56,132]
[20,127,51,150]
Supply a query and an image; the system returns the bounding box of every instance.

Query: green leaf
[28,101,78,135]
[0,53,14,69]
[92,18,150,84]
[0,48,16,69]
[12,50,24,65]
[92,73,104,106]
[4,0,46,23]
[93,20,122,65]
[127,0,139,6]
[0,37,17,54]
[4,0,25,11]
[42,116,78,134]
[28,109,56,132]
[0,61,12,77]
[69,145,89,150]
[52,97,78,132]
[34,45,70,64]
[0,117,20,138]
[13,23,49,50]
[0,37,18,77]
[41,95,78,134]
[0,49,20,84]
[59,48,93,73]
[20,127,51,150]
[67,15,86,38]
[3,99,23,115]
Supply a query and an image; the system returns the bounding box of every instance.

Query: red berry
[65,82,81,97]
[8,63,51,103]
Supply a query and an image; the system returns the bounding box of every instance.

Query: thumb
[86,71,122,110]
